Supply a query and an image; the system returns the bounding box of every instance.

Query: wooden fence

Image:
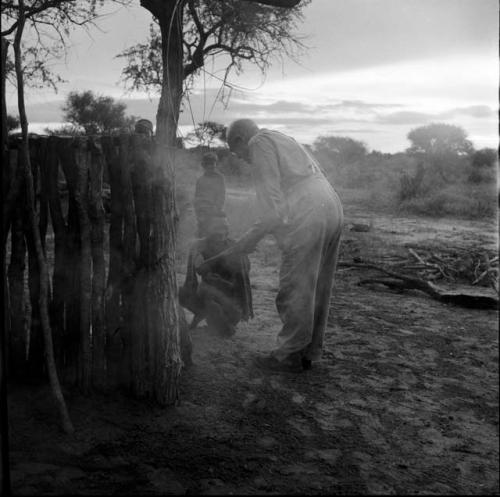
[4,134,187,399]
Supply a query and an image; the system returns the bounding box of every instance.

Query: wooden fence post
[7,199,27,378]
[101,136,123,386]
[47,137,68,370]
[129,134,151,397]
[73,138,92,394]
[118,135,137,389]
[37,139,49,253]
[88,138,106,390]
[58,138,82,385]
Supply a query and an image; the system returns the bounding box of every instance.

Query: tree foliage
[185,120,226,147]
[406,123,474,182]
[471,147,498,169]
[6,112,19,131]
[406,123,473,157]
[62,90,135,134]
[118,0,310,97]
[313,135,368,166]
[1,1,115,92]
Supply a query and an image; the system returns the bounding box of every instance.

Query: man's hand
[197,246,238,273]
[205,272,223,284]
[205,272,233,292]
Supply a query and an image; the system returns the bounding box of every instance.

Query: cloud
[247,116,333,126]
[441,105,496,119]
[376,111,433,125]
[376,105,497,126]
[323,100,404,111]
[218,98,314,114]
[331,129,382,134]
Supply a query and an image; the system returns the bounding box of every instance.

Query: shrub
[467,165,497,184]
[399,183,497,219]
[398,163,425,201]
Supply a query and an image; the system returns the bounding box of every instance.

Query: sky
[4,0,499,153]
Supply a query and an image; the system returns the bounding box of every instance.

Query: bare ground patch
[7,189,499,495]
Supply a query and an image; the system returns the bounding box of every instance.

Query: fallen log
[342,261,499,310]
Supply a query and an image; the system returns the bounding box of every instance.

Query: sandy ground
[5,188,499,495]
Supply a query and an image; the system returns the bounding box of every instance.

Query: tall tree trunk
[136,0,184,405]
[2,37,22,246]
[12,0,73,433]
[1,37,7,157]
[130,136,181,404]
[1,35,12,496]
[156,4,184,146]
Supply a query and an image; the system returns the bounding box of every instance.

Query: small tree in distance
[313,135,368,167]
[406,123,473,182]
[468,147,498,184]
[471,148,498,169]
[62,90,136,135]
[185,120,226,148]
[6,113,20,131]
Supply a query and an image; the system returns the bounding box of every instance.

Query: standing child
[194,152,226,238]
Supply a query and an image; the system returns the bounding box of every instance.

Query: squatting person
[179,216,253,338]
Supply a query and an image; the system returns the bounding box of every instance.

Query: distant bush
[471,148,498,169]
[398,183,497,219]
[44,124,86,136]
[175,146,497,222]
[467,166,497,184]
[398,162,425,201]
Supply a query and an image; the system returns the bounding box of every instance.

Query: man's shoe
[254,354,303,373]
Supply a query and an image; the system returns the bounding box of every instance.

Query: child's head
[201,152,217,172]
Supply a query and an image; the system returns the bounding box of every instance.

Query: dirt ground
[5,188,499,495]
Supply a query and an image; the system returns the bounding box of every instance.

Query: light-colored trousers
[273,176,344,362]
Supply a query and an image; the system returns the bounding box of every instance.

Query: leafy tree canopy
[1,1,116,92]
[185,120,226,147]
[6,113,19,131]
[118,0,310,98]
[471,148,498,168]
[313,135,368,166]
[406,123,473,157]
[62,90,135,135]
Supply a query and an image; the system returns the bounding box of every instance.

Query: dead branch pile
[390,246,498,292]
[339,245,499,310]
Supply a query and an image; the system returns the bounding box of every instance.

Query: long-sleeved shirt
[194,170,226,220]
[237,128,328,250]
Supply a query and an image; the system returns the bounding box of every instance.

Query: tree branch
[1,0,68,36]
[242,0,302,7]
